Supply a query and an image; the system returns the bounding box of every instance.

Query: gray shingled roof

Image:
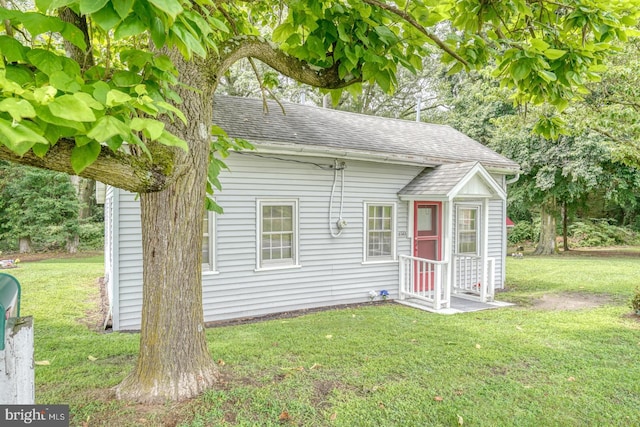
[399,162,478,196]
[212,96,519,171]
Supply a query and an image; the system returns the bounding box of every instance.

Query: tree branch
[0,140,177,193]
[587,126,631,145]
[58,7,94,72]
[608,99,640,111]
[361,0,470,69]
[0,0,13,37]
[213,6,286,113]
[213,36,359,90]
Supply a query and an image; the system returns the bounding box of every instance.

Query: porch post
[434,263,441,310]
[481,199,490,302]
[444,201,452,308]
[399,255,405,301]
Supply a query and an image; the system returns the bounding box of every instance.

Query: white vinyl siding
[107,151,511,330]
[364,203,396,262]
[488,198,506,288]
[257,200,299,269]
[109,190,144,331]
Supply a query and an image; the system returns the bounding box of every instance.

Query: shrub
[631,287,640,315]
[0,163,105,254]
[568,219,640,247]
[0,164,79,250]
[78,222,104,250]
[508,220,539,245]
[0,223,104,253]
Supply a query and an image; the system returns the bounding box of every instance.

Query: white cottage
[104,96,519,331]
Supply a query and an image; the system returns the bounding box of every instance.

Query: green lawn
[7,253,640,426]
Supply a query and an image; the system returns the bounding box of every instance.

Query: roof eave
[398,194,449,202]
[251,141,519,171]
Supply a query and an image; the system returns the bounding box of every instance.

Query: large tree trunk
[18,237,32,253]
[534,199,557,255]
[562,201,569,252]
[70,176,95,220]
[115,55,219,403]
[66,234,79,254]
[68,176,95,253]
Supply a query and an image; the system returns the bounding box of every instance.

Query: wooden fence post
[0,316,35,404]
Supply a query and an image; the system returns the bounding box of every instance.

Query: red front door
[413,202,442,291]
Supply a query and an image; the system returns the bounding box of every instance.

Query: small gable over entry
[398,161,505,201]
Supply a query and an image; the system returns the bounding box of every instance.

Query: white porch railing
[452,254,495,302]
[399,255,450,310]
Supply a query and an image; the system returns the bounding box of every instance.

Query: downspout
[506,173,520,185]
[501,171,520,291]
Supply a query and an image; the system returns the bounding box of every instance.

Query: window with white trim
[365,203,395,261]
[202,211,215,271]
[258,200,298,269]
[457,205,479,254]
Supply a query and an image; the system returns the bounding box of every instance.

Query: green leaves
[171,22,207,58]
[90,4,121,30]
[206,131,253,210]
[50,70,82,92]
[70,140,101,173]
[87,116,130,142]
[0,9,86,50]
[150,16,167,47]
[48,94,97,122]
[130,118,164,140]
[114,14,147,39]
[0,0,635,181]
[0,14,189,173]
[78,0,109,15]
[543,49,567,61]
[374,26,399,46]
[26,49,63,76]
[148,0,183,19]
[533,115,568,141]
[0,119,48,156]
[157,130,188,151]
[0,99,36,120]
[113,0,134,19]
[0,36,28,62]
[105,89,132,107]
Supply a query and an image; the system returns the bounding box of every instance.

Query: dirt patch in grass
[622,312,640,322]
[1,250,103,263]
[312,379,342,410]
[531,293,613,310]
[561,247,640,258]
[78,276,111,332]
[72,391,189,427]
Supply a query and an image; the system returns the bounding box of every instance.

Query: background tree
[416,65,640,254]
[67,175,95,253]
[0,162,80,252]
[493,124,614,254]
[573,36,640,168]
[0,0,638,402]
